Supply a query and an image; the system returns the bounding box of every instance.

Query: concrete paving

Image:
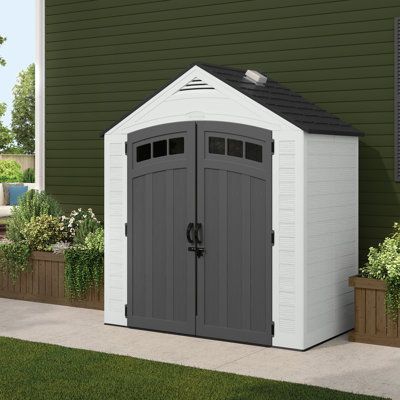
[0,298,399,400]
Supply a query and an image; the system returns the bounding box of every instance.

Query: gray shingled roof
[199,63,362,137]
[102,63,363,137]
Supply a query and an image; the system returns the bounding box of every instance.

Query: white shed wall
[304,134,358,349]
[104,134,127,326]
[104,65,305,349]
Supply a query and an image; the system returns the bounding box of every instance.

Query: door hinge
[125,141,128,155]
[125,223,128,237]
[271,321,275,337]
[271,139,275,154]
[271,230,275,246]
[125,304,128,318]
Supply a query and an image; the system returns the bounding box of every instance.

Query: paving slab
[0,298,399,399]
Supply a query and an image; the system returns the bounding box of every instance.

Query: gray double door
[127,121,272,346]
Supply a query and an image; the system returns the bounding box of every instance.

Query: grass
[0,337,386,400]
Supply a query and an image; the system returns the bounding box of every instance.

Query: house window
[395,17,400,181]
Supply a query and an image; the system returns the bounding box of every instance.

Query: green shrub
[61,208,100,242]
[6,190,62,242]
[64,226,103,299]
[362,222,400,320]
[22,168,35,183]
[0,240,30,283]
[22,215,65,252]
[84,227,104,252]
[73,218,101,245]
[0,160,23,182]
[64,248,103,299]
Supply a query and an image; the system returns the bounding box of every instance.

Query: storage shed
[103,64,362,350]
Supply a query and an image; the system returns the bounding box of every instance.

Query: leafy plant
[362,222,400,320]
[64,250,103,299]
[0,159,23,182]
[22,215,65,252]
[61,208,100,242]
[6,190,62,242]
[0,240,30,283]
[64,226,104,299]
[84,227,104,252]
[22,167,34,183]
[73,218,101,245]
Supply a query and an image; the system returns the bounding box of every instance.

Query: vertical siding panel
[241,174,251,330]
[165,169,174,320]
[218,170,228,328]
[144,173,153,318]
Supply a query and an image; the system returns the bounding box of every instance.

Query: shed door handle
[195,223,203,244]
[186,222,194,244]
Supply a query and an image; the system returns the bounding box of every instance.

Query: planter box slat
[376,290,386,336]
[349,275,386,290]
[0,251,103,310]
[365,289,376,336]
[349,276,400,347]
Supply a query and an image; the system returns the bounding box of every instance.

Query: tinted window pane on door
[153,140,167,158]
[245,142,262,162]
[227,139,243,158]
[169,137,184,155]
[209,137,225,155]
[137,143,151,162]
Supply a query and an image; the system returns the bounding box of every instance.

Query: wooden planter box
[349,276,399,347]
[0,251,103,310]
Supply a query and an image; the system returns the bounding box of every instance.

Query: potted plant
[0,190,104,310]
[349,223,400,347]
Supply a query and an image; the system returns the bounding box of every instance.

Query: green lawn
[0,337,386,400]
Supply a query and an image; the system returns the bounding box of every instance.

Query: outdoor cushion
[9,185,28,206]
[2,183,23,205]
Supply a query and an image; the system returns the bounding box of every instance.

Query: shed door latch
[188,246,205,257]
[125,223,128,237]
[125,141,128,155]
[271,230,275,246]
[125,304,128,318]
[271,321,275,337]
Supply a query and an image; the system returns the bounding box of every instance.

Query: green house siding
[45,0,400,259]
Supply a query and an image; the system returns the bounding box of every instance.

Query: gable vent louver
[179,78,214,91]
